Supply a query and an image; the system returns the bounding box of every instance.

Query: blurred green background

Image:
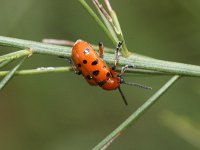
[1,0,200,150]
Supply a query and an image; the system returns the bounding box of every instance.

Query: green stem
[0,36,71,57]
[0,57,27,91]
[92,75,180,150]
[120,43,130,57]
[79,0,117,45]
[104,53,200,77]
[83,0,129,57]
[0,67,170,77]
[0,50,30,63]
[0,59,13,69]
[0,67,71,76]
[108,8,129,57]
[92,0,118,43]
[0,36,200,77]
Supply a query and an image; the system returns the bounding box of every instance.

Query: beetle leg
[119,64,152,90]
[69,58,81,75]
[99,42,104,58]
[112,41,123,70]
[120,64,135,75]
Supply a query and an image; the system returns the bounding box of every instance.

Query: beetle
[70,40,151,105]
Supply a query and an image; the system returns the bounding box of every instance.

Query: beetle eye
[83,48,90,55]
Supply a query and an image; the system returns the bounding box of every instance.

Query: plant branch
[0,59,13,69]
[0,57,27,91]
[79,0,117,45]
[92,75,180,150]
[0,66,71,76]
[0,66,171,77]
[42,39,74,46]
[92,0,118,43]
[83,0,129,57]
[103,0,129,57]
[0,50,30,63]
[0,36,71,57]
[42,38,114,53]
[1,36,200,77]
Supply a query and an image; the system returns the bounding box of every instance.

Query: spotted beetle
[70,40,151,105]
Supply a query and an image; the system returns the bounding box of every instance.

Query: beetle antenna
[118,87,128,106]
[122,81,152,90]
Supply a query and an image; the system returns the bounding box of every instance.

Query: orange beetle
[70,40,151,105]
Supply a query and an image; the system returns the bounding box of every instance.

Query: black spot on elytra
[86,75,92,80]
[78,64,81,67]
[83,60,87,64]
[93,70,99,76]
[91,59,98,65]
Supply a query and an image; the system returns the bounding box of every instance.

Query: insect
[70,40,151,105]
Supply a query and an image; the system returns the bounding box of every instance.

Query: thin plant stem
[92,0,118,43]
[92,75,180,150]
[107,7,129,56]
[0,66,71,76]
[104,0,123,35]
[0,59,13,69]
[42,39,75,46]
[0,36,200,77]
[93,0,130,57]
[0,50,30,63]
[0,67,171,77]
[0,36,72,57]
[79,0,117,45]
[0,57,27,91]
[43,38,115,53]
